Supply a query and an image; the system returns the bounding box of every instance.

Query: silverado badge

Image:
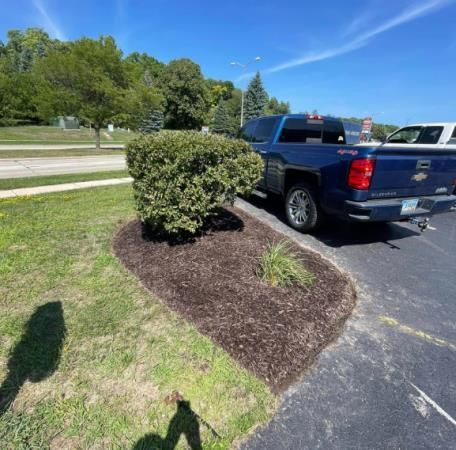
[412,172,428,182]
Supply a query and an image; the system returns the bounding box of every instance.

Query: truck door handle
[258,150,267,155]
[416,160,431,169]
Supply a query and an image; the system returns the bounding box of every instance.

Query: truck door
[249,117,279,190]
[240,119,264,188]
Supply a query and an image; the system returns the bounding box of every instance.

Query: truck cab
[382,123,456,150]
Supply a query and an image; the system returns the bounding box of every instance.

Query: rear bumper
[344,194,456,222]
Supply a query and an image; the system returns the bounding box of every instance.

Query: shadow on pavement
[0,301,66,415]
[245,195,421,249]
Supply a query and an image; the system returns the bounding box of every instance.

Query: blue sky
[1,0,456,124]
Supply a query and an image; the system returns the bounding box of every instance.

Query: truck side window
[387,126,422,144]
[323,121,346,144]
[279,118,322,143]
[448,127,456,145]
[418,126,443,144]
[239,120,257,142]
[252,117,278,143]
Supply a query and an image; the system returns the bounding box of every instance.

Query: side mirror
[380,135,388,143]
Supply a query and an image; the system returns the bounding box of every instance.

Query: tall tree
[205,79,235,107]
[33,36,132,149]
[125,52,164,82]
[225,88,243,136]
[243,72,268,123]
[0,55,37,125]
[5,28,64,72]
[211,101,231,135]
[267,97,290,115]
[158,58,209,129]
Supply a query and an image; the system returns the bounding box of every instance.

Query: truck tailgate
[368,148,456,198]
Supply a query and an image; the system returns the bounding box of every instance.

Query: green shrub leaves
[126,131,263,234]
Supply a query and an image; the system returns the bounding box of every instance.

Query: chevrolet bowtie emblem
[412,172,428,182]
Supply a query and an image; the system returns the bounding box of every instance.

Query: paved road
[0,143,124,150]
[237,198,456,450]
[0,155,126,178]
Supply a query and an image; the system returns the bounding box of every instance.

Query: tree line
[0,28,290,147]
[0,28,398,147]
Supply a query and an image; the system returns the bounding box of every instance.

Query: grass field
[0,126,137,144]
[0,148,125,158]
[0,185,275,449]
[0,170,130,190]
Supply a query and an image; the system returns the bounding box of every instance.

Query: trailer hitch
[408,217,436,232]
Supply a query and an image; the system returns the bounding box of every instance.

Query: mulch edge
[111,206,357,394]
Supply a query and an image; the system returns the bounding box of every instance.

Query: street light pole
[240,89,245,128]
[230,56,261,128]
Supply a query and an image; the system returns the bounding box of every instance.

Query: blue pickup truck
[240,114,456,232]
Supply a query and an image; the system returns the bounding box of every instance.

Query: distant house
[50,116,80,129]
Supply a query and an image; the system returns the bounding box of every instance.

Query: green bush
[126,130,263,234]
[257,240,315,288]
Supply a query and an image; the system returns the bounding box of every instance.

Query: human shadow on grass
[0,301,66,416]
[141,206,244,246]
[133,397,219,450]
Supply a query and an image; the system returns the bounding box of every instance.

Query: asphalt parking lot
[237,197,456,449]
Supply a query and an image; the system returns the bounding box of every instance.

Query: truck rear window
[279,118,322,143]
[323,121,346,144]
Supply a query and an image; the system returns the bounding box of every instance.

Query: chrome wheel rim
[288,190,310,225]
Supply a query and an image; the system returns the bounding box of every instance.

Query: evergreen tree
[212,100,231,135]
[243,71,268,123]
[143,69,153,88]
[140,108,164,133]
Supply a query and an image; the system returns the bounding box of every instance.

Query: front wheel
[285,183,322,232]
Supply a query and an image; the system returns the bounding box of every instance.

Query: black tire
[284,183,323,232]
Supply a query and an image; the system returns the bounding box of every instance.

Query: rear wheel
[285,183,322,232]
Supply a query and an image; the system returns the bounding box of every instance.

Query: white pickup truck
[381,122,456,149]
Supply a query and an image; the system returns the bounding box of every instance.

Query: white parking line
[409,382,456,427]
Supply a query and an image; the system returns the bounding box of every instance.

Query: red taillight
[348,158,376,190]
[306,113,323,120]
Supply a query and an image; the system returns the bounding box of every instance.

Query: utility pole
[230,56,262,127]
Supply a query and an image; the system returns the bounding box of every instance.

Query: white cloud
[32,0,67,41]
[238,0,453,80]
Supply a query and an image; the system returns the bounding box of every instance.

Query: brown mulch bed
[113,207,356,392]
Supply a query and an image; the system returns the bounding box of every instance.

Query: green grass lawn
[0,170,130,191]
[0,185,275,449]
[0,126,137,144]
[0,149,125,158]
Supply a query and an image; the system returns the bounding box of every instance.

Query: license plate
[401,199,419,215]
